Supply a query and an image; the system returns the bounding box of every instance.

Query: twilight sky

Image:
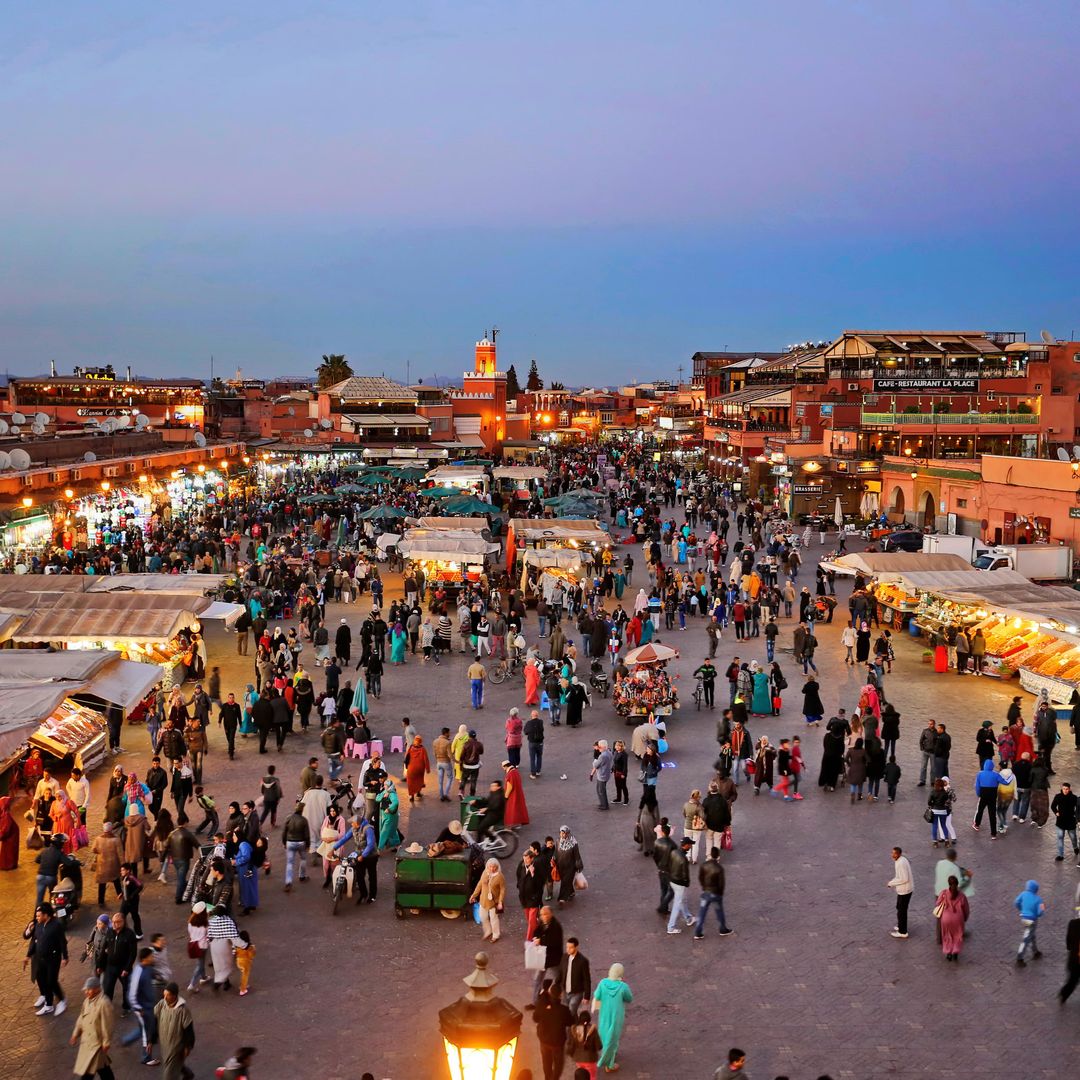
[2,1,1079,385]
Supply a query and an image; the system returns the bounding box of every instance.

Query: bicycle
[489,655,524,685]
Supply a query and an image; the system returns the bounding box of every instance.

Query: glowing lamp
[21,496,33,508]
[197,464,206,473]
[242,456,251,465]
[63,488,74,499]
[138,474,148,484]
[100,481,111,492]
[439,953,521,1080]
[910,471,917,480]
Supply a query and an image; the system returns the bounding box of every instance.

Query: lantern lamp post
[439,953,522,1080]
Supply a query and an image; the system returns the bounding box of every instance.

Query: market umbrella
[354,473,387,487]
[624,642,679,665]
[422,486,460,498]
[336,484,368,495]
[298,492,339,505]
[359,504,407,521]
[388,466,426,480]
[441,495,494,515]
[834,495,844,529]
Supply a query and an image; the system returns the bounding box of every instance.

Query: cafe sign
[872,377,978,392]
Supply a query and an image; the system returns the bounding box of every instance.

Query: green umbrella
[336,484,368,495]
[388,466,426,480]
[441,495,494,515]
[354,472,388,487]
[359,505,407,521]
[299,492,339,505]
[422,486,461,498]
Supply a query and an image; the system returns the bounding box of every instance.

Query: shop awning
[493,466,549,482]
[522,549,590,571]
[406,517,492,533]
[0,650,119,682]
[75,660,163,712]
[198,601,245,629]
[11,607,197,644]
[509,519,610,545]
[0,684,77,756]
[425,465,488,484]
[86,574,230,595]
[342,413,430,428]
[0,610,25,643]
[398,534,500,562]
[822,552,973,577]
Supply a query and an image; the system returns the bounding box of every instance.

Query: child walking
[234,929,256,997]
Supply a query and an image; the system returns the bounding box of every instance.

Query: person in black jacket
[693,847,733,939]
[99,912,137,1006]
[530,907,564,1004]
[933,724,952,781]
[532,981,574,1080]
[145,757,168,819]
[335,619,352,664]
[251,691,274,755]
[652,823,676,915]
[555,937,592,1017]
[24,902,68,1015]
[219,694,242,760]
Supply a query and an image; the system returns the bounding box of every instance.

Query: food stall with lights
[398,527,500,600]
[423,464,490,494]
[492,465,549,509]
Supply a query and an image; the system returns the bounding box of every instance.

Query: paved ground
[4,529,1080,1079]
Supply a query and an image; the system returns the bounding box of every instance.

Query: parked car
[882,530,924,553]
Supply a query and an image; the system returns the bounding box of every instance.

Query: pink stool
[369,739,384,757]
[351,741,368,760]
[344,739,355,758]
[389,735,405,753]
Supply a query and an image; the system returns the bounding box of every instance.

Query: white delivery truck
[921,535,982,562]
[971,544,1073,581]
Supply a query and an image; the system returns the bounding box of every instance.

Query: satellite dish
[0,451,9,469]
[34,412,49,425]
[9,425,20,436]
[303,428,314,439]
[1041,329,1055,344]
[10,412,25,425]
[0,420,7,435]
[9,448,31,470]
[319,418,332,429]
[84,451,97,463]
[287,407,296,417]
[135,414,149,428]
[101,419,117,434]
[31,422,45,436]
[115,415,130,428]
[1073,446,1080,459]
[194,432,207,447]
[1058,448,1070,462]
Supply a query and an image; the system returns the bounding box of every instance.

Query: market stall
[31,698,110,772]
[492,465,549,508]
[398,529,500,598]
[506,518,610,577]
[423,464,489,493]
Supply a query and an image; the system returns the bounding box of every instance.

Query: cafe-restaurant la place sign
[871,377,978,392]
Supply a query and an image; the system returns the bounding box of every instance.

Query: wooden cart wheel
[440,908,461,919]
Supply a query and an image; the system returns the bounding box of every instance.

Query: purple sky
[2,2,1079,384]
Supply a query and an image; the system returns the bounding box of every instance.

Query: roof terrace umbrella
[624,642,679,665]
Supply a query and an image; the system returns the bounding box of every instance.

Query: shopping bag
[25,826,43,850]
[473,902,482,925]
[720,827,733,852]
[573,872,588,891]
[524,940,547,971]
[772,696,782,710]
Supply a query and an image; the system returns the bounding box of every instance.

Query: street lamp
[21,496,33,508]
[439,953,522,1080]
[100,481,110,493]
[63,488,74,500]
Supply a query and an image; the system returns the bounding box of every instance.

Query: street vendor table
[394,850,474,920]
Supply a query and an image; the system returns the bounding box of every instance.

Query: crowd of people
[2,442,1080,1078]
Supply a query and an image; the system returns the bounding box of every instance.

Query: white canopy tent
[820,552,974,578]
[73,659,163,713]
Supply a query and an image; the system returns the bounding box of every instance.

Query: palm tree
[317,354,353,389]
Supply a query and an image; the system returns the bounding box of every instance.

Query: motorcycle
[588,659,609,698]
[462,806,519,860]
[330,851,362,915]
[329,775,356,814]
[51,849,83,928]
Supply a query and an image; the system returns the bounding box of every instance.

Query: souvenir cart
[613,664,678,720]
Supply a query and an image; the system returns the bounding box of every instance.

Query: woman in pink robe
[936,877,970,960]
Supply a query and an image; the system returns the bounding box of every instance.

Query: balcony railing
[860,411,1039,426]
[830,365,1028,381]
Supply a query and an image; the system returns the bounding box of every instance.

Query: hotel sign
[872,377,978,392]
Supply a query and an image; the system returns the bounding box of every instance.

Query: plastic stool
[351,742,367,760]
[389,735,405,753]
[540,691,551,711]
[283,606,293,620]
[369,739,384,757]
[344,739,355,758]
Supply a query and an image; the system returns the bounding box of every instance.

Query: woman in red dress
[502,761,530,827]
[0,796,19,870]
[404,735,431,802]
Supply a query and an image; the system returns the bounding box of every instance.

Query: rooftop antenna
[491,325,499,343]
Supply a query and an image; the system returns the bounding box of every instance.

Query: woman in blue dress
[234,835,259,914]
[240,684,258,735]
[750,662,772,715]
[389,622,407,664]
[592,962,633,1073]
